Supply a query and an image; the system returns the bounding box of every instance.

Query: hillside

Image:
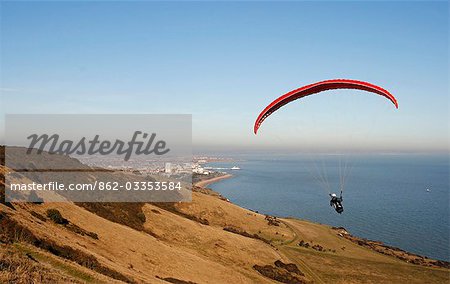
[1,148,449,283]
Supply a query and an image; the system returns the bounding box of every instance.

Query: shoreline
[190,163,449,265]
[193,173,449,266]
[194,173,233,188]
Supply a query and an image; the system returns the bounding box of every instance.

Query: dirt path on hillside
[277,218,326,284]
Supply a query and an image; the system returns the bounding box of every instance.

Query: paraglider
[254,79,398,134]
[253,79,398,214]
[329,191,344,214]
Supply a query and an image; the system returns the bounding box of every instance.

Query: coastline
[192,171,449,267]
[194,173,233,188]
[1,146,448,283]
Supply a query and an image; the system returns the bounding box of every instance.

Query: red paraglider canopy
[254,79,398,134]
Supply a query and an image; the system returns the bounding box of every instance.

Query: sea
[206,154,450,262]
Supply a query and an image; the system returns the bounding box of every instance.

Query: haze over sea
[207,154,450,262]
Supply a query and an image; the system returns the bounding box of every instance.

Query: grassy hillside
[1,148,449,283]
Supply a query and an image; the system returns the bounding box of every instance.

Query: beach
[194,173,233,188]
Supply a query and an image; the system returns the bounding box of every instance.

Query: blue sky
[1,1,448,153]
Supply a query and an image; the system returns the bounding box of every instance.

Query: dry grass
[173,190,295,244]
[1,146,449,283]
[0,211,134,283]
[277,219,450,284]
[0,244,82,284]
[75,202,147,232]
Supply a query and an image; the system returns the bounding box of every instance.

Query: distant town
[76,155,239,177]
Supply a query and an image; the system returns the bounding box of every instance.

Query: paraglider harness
[330,191,344,214]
